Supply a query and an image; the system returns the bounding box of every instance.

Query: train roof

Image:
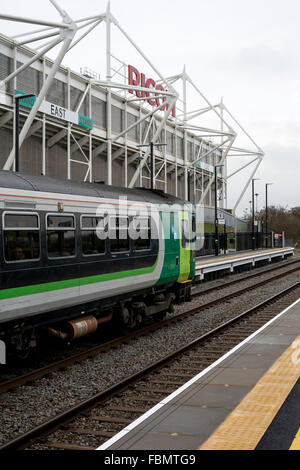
[0,170,189,206]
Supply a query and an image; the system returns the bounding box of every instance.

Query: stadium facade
[0,2,263,229]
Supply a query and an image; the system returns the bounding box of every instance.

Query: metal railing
[196,231,283,257]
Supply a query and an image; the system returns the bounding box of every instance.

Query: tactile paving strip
[199,335,300,450]
[290,429,300,450]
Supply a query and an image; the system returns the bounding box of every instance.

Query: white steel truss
[0,0,178,188]
[158,66,237,205]
[162,65,264,211]
[218,101,264,212]
[0,0,106,173]
[0,0,263,214]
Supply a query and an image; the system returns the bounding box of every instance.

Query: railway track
[1,278,300,450]
[1,258,300,396]
[192,256,300,295]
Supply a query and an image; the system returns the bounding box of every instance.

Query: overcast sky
[0,0,299,216]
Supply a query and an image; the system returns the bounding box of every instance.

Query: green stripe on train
[0,258,159,301]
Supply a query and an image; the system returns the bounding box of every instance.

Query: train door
[156,210,180,286]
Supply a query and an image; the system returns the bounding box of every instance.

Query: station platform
[98,297,300,451]
[195,247,295,280]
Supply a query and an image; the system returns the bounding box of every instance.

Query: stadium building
[0,1,263,230]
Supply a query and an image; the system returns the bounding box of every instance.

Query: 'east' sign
[15,90,93,130]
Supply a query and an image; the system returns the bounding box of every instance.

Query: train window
[133,217,151,251]
[47,215,75,229]
[81,216,105,255]
[4,213,39,228]
[110,216,129,253]
[192,215,196,233]
[81,216,102,229]
[191,215,196,243]
[181,219,189,249]
[3,212,40,262]
[47,214,75,258]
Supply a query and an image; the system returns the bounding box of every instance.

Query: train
[0,170,196,359]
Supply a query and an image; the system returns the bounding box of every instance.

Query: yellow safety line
[290,429,300,450]
[199,334,300,450]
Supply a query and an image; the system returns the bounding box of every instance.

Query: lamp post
[214,164,224,257]
[137,142,167,190]
[255,192,259,249]
[252,178,260,250]
[265,183,273,249]
[187,170,191,202]
[14,93,35,172]
[136,154,144,186]
[255,193,259,214]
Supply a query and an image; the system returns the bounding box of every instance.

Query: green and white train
[0,171,195,358]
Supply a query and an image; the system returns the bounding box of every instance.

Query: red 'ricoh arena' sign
[128,65,176,117]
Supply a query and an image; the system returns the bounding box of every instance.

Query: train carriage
[0,171,195,358]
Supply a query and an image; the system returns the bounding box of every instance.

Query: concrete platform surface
[97,297,300,451]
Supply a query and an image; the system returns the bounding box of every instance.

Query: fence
[196,231,283,257]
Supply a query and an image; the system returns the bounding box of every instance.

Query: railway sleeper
[163,372,196,379]
[61,426,115,438]
[47,442,96,451]
[133,387,174,394]
[91,416,133,425]
[124,396,162,404]
[108,405,148,414]
[146,379,186,386]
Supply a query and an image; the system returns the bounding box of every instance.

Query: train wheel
[153,311,167,322]
[119,305,145,330]
[168,300,175,313]
[186,287,192,302]
[119,306,136,329]
[119,307,131,328]
[10,329,37,363]
[135,313,143,327]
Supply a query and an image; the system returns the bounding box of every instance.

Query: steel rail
[1,280,300,451]
[192,257,300,296]
[1,259,300,395]
[192,257,300,297]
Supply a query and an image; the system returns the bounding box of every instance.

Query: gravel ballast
[0,267,299,447]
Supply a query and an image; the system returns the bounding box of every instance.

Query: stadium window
[166,131,175,155]
[110,216,129,253]
[47,214,75,258]
[127,113,139,141]
[112,105,123,133]
[91,96,106,128]
[3,212,40,262]
[81,216,106,255]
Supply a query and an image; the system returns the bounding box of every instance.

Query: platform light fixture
[255,193,259,214]
[265,183,273,249]
[252,178,260,250]
[214,164,224,257]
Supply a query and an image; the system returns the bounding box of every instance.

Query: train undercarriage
[3,282,192,361]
